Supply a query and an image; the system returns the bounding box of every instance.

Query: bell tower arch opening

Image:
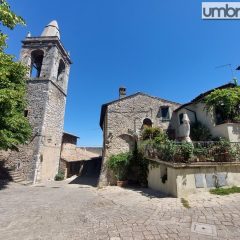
[57,59,66,88]
[30,50,44,78]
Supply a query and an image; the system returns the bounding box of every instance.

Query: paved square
[1,179,240,239]
[191,222,217,237]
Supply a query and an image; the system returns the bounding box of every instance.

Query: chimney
[119,87,126,99]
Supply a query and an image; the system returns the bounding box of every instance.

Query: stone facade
[148,160,240,197]
[99,90,180,186]
[60,132,102,178]
[172,83,240,142]
[0,21,71,183]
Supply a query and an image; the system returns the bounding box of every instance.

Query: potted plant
[107,152,130,187]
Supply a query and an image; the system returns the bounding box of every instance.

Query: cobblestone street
[0,179,240,240]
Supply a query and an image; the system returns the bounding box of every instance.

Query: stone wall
[0,79,67,182]
[0,80,49,182]
[0,32,71,184]
[148,160,240,197]
[59,159,68,179]
[60,134,78,162]
[36,81,66,182]
[99,93,180,186]
[20,37,71,95]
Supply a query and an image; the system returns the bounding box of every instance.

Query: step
[12,175,23,179]
[14,178,24,183]
[11,176,25,182]
[12,176,23,179]
[9,171,22,176]
[8,170,26,183]
[11,175,23,179]
[19,181,32,186]
[10,173,21,177]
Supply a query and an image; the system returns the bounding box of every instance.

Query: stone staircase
[9,170,25,183]
[8,170,32,185]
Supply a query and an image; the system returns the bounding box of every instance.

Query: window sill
[161,119,170,122]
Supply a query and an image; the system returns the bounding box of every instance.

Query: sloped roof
[63,132,79,139]
[99,92,181,129]
[174,83,237,112]
[61,147,102,162]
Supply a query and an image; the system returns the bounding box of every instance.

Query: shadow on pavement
[69,158,102,187]
[0,161,12,190]
[69,176,99,187]
[125,186,172,199]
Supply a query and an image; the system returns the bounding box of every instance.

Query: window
[179,113,184,125]
[30,50,44,78]
[215,107,226,125]
[57,59,66,82]
[166,129,175,140]
[24,110,28,117]
[160,166,168,184]
[142,118,152,128]
[161,106,170,121]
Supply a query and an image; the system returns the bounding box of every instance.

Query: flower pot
[117,180,128,187]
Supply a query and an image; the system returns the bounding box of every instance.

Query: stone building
[0,21,71,183]
[171,83,240,142]
[60,132,102,178]
[99,87,180,186]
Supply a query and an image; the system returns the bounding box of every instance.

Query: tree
[0,0,31,150]
[203,86,240,123]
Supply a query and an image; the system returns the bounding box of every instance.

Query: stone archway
[118,134,135,153]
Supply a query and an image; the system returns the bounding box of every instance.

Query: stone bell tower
[12,20,72,183]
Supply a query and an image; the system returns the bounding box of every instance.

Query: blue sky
[5,0,240,146]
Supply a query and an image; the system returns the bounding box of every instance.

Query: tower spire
[41,20,60,39]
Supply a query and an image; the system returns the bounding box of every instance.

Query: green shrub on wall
[190,122,212,141]
[129,142,149,186]
[141,127,167,141]
[107,152,130,181]
[174,143,194,161]
[141,137,239,163]
[54,170,65,181]
[203,86,240,123]
[154,139,175,161]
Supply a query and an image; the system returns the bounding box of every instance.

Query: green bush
[193,145,209,159]
[54,170,65,181]
[212,138,236,161]
[141,127,166,141]
[233,115,240,122]
[203,86,240,122]
[176,143,194,160]
[190,122,212,141]
[154,140,176,161]
[107,152,130,181]
[129,142,149,186]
